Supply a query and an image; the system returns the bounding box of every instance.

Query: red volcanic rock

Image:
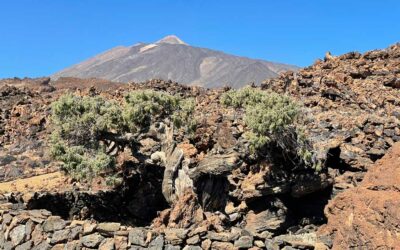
[318,142,400,249]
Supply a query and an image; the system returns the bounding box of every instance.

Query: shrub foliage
[50,90,195,182]
[221,87,320,170]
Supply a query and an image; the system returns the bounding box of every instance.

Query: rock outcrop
[262,43,400,193]
[317,142,400,249]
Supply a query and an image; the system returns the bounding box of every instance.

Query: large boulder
[317,142,400,249]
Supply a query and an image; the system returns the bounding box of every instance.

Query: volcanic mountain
[52,35,298,88]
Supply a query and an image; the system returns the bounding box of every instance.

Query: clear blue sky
[1,0,399,78]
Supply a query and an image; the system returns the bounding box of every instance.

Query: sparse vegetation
[50,90,196,182]
[221,86,321,170]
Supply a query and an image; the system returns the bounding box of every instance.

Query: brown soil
[0,171,66,194]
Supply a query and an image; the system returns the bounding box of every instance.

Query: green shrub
[123,90,181,132]
[50,90,196,183]
[221,86,267,108]
[120,90,197,134]
[221,87,320,170]
[51,93,123,146]
[172,98,197,134]
[51,143,115,180]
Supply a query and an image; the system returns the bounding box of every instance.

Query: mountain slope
[52,35,298,88]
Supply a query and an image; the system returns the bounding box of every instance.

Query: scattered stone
[245,208,288,234]
[31,225,45,246]
[2,213,12,225]
[70,220,84,227]
[0,240,13,250]
[254,240,265,248]
[32,241,51,250]
[51,229,71,244]
[234,235,253,248]
[70,225,82,240]
[211,241,236,250]
[257,230,273,240]
[64,241,81,250]
[30,216,45,224]
[42,216,66,232]
[24,219,34,241]
[148,234,164,250]
[264,239,280,250]
[182,245,202,250]
[99,237,115,250]
[114,235,128,249]
[128,228,147,247]
[9,224,26,246]
[83,221,97,235]
[201,239,212,250]
[15,240,33,250]
[50,244,65,250]
[274,233,316,248]
[97,222,120,235]
[81,233,104,248]
[207,231,238,242]
[164,228,188,245]
[115,230,130,236]
[229,212,240,222]
[187,225,208,238]
[164,245,181,250]
[186,234,200,245]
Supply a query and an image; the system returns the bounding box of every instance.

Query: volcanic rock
[262,43,400,192]
[9,224,26,246]
[42,216,66,232]
[81,233,105,248]
[318,142,400,249]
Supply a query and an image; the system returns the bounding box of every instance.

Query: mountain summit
[52,35,298,88]
[156,35,187,45]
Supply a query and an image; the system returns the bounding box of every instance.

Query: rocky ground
[0,43,399,249]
